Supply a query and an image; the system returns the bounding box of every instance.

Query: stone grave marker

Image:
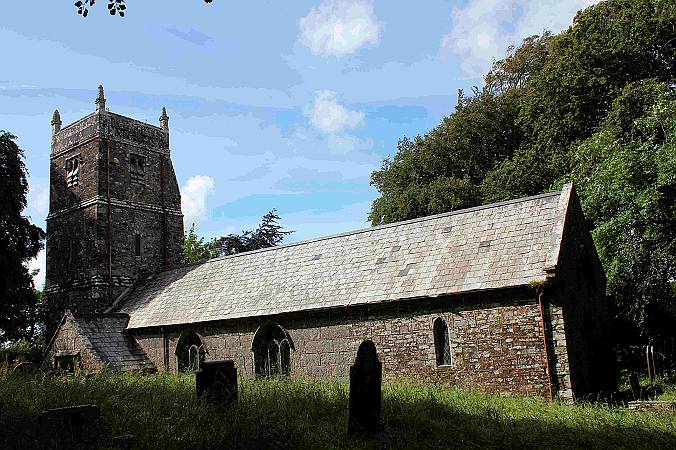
[196,360,238,408]
[111,433,137,450]
[13,361,39,375]
[629,372,641,400]
[39,404,102,449]
[348,339,382,435]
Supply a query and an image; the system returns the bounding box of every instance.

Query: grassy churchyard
[0,372,675,449]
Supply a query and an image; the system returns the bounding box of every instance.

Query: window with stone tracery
[65,155,81,187]
[175,330,206,372]
[252,322,293,377]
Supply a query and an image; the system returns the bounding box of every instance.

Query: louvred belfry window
[129,153,146,183]
[65,155,81,187]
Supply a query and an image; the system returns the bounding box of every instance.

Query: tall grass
[0,372,674,449]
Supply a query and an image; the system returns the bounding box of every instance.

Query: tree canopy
[369,0,676,362]
[183,209,293,264]
[0,131,45,346]
[568,80,676,360]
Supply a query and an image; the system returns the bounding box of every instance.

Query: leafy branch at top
[74,0,213,18]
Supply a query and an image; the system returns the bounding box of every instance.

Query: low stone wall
[628,401,676,413]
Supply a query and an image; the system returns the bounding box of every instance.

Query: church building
[42,87,617,400]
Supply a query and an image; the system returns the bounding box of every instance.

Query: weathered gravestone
[13,361,40,375]
[629,372,641,400]
[348,340,382,435]
[196,360,238,408]
[111,433,137,450]
[39,404,102,449]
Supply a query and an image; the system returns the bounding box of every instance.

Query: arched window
[433,317,451,366]
[175,330,206,372]
[252,322,294,377]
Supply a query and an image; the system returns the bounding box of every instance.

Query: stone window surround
[175,329,208,372]
[129,153,146,184]
[134,234,142,258]
[64,154,82,187]
[433,316,453,367]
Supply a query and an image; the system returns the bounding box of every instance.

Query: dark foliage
[0,131,45,346]
[216,209,293,256]
[74,0,211,17]
[183,210,292,264]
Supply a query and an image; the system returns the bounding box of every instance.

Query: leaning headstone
[629,372,641,400]
[111,433,137,450]
[348,339,382,435]
[39,404,101,449]
[196,360,238,408]
[13,361,40,375]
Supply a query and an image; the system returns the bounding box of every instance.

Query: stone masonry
[44,87,184,338]
[131,289,553,397]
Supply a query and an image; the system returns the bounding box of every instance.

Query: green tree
[217,209,293,256]
[183,209,293,263]
[482,0,676,202]
[369,33,553,225]
[567,80,676,362]
[369,89,524,225]
[183,224,221,264]
[0,131,45,346]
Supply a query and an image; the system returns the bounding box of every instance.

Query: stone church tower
[44,86,184,336]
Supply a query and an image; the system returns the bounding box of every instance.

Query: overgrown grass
[1,372,675,449]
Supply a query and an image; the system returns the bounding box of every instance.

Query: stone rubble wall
[133,292,553,398]
[41,314,101,373]
[45,109,183,338]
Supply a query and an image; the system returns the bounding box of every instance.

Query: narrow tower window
[65,155,81,187]
[134,234,141,257]
[433,317,452,366]
[69,240,76,264]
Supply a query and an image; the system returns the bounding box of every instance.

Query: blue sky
[1,0,598,287]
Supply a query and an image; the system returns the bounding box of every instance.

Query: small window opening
[69,240,76,264]
[433,317,452,366]
[54,354,78,373]
[134,234,141,257]
[65,155,81,187]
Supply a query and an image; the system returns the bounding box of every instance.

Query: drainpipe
[162,327,169,371]
[538,291,554,401]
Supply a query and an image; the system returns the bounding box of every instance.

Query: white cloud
[307,90,364,133]
[299,0,383,56]
[441,0,601,77]
[28,248,46,290]
[181,175,215,228]
[327,133,373,155]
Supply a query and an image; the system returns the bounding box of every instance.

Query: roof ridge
[72,312,130,319]
[178,189,562,270]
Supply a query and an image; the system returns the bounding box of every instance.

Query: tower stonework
[44,86,184,337]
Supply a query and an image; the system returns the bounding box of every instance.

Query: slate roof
[117,184,574,330]
[69,313,155,371]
